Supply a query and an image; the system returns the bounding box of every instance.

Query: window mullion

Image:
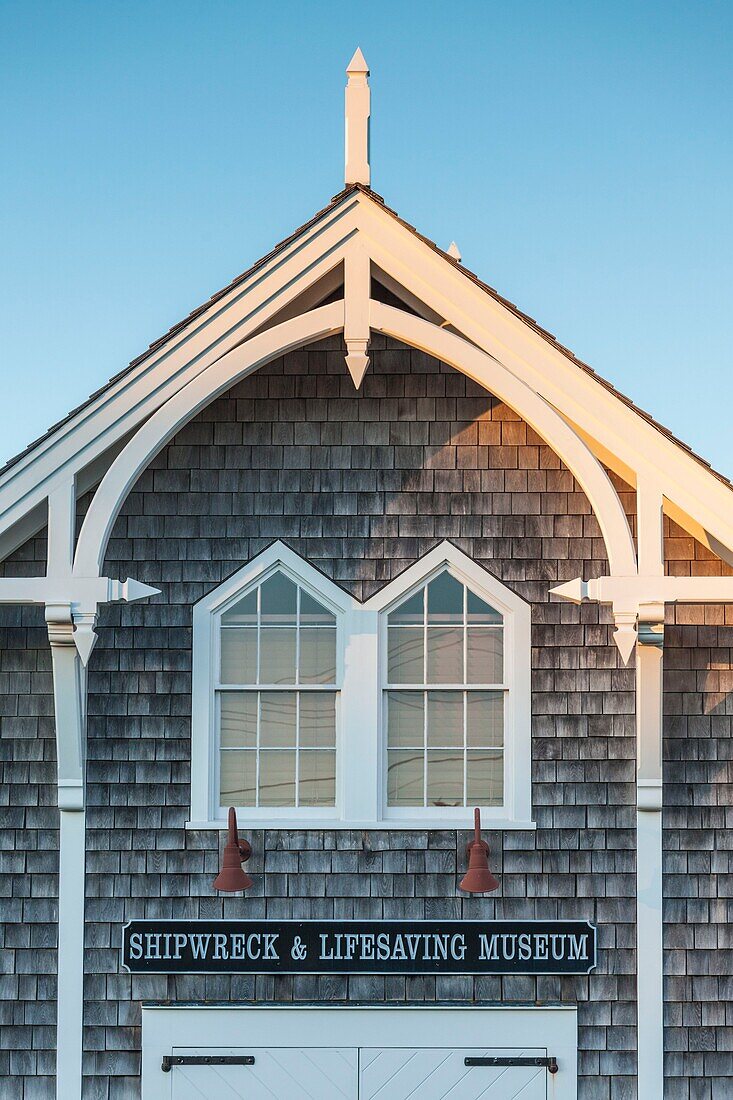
[463,690,468,808]
[295,691,301,809]
[423,688,428,808]
[295,587,301,808]
[463,583,468,808]
[423,586,428,808]
[255,691,261,809]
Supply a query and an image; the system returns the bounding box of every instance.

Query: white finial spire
[345,48,370,187]
[447,241,462,262]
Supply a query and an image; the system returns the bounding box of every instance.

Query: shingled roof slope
[2,184,729,493]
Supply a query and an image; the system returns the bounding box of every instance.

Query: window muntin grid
[217,571,337,809]
[385,571,505,809]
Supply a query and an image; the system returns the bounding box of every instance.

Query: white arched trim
[370,301,637,578]
[74,298,636,581]
[72,301,345,578]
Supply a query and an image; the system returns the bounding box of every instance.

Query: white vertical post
[47,479,76,579]
[635,475,665,1098]
[47,483,86,1099]
[57,808,86,1099]
[345,48,370,187]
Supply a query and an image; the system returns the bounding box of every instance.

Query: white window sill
[185,818,536,832]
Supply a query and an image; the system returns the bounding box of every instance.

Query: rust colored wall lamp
[459,808,500,894]
[213,807,253,893]
[212,805,499,895]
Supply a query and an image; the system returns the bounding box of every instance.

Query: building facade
[1,52,732,1100]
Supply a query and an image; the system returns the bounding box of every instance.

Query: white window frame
[191,543,352,827]
[190,541,533,830]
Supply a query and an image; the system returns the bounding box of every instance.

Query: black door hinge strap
[465,1056,559,1074]
[162,1055,255,1072]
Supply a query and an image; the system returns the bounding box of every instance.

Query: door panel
[171,1048,358,1100]
[359,1047,547,1100]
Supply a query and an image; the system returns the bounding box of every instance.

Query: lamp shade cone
[213,807,254,893]
[459,808,499,894]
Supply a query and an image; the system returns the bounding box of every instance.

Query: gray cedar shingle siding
[0,531,57,1100]
[664,592,733,1097]
[0,334,730,1098]
[85,335,637,1099]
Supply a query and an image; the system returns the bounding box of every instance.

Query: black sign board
[122,920,596,976]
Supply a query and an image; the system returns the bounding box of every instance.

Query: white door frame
[141,1004,578,1100]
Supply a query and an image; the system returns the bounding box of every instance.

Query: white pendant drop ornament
[612,612,638,665]
[72,612,98,666]
[345,340,370,389]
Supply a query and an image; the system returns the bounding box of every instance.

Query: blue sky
[1,1,731,475]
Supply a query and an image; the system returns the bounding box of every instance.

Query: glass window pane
[221,590,257,625]
[299,750,336,806]
[427,573,463,623]
[426,751,464,807]
[387,750,424,806]
[220,693,258,747]
[467,590,502,624]
[220,749,256,806]
[426,627,463,683]
[467,692,504,747]
[300,591,336,625]
[427,690,464,747]
[259,626,296,684]
[467,750,503,806]
[388,589,424,625]
[299,627,336,684]
[260,692,296,747]
[220,627,257,684]
[466,627,504,683]
[387,691,424,748]
[259,750,296,806]
[260,573,297,624]
[388,626,424,684]
[299,693,336,747]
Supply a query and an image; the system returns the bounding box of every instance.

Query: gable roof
[3,183,727,495]
[1,182,731,569]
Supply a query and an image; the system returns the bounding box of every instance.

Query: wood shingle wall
[0,532,56,1100]
[0,335,731,1098]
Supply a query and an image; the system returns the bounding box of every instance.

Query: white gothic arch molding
[72,301,636,587]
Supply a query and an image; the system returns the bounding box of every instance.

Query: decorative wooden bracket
[0,575,159,664]
[551,573,733,662]
[45,603,86,811]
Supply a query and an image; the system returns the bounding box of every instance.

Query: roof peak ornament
[345,47,370,187]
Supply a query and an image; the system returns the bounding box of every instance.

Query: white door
[360,1047,548,1100]
[144,1009,577,1100]
[170,1047,358,1100]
